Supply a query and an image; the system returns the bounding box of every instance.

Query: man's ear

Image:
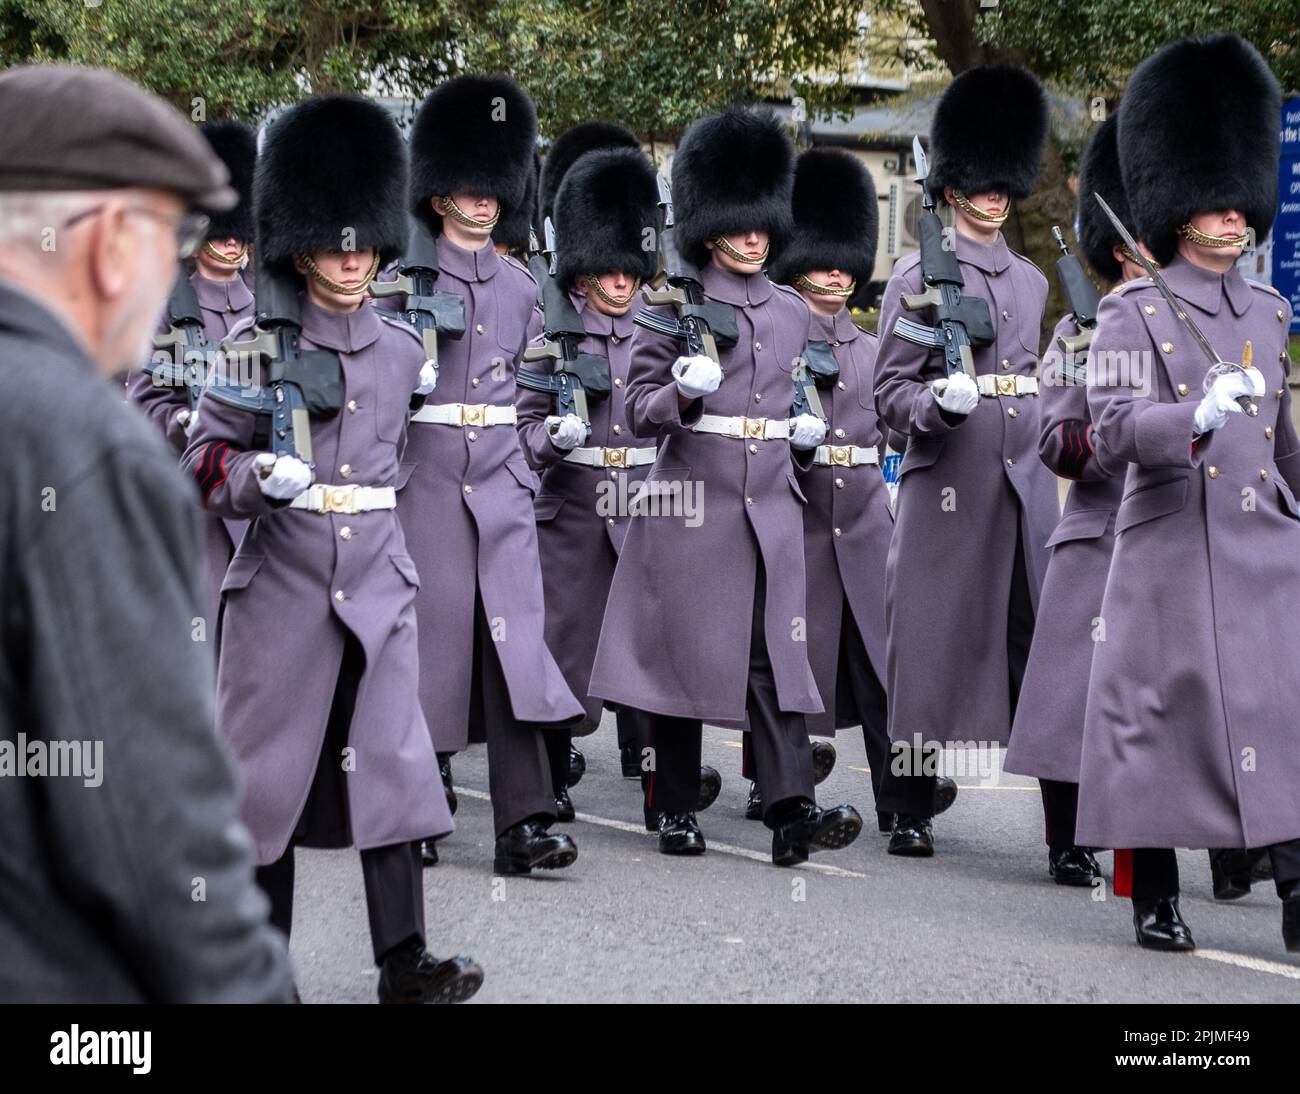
[942,187,956,207]
[87,201,130,302]
[291,254,309,276]
[430,196,447,220]
[1112,243,1127,268]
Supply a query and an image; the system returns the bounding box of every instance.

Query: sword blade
[912,135,928,185]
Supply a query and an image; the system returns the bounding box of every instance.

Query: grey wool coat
[1004,312,1125,783]
[801,307,893,737]
[393,235,583,750]
[873,231,1056,746]
[127,271,254,628]
[516,292,651,731]
[589,263,823,723]
[183,297,451,864]
[1076,257,1300,850]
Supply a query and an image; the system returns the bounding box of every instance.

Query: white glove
[1193,370,1255,434]
[253,452,312,500]
[789,414,827,450]
[546,413,588,451]
[175,407,198,437]
[672,354,722,399]
[414,360,438,396]
[929,372,980,416]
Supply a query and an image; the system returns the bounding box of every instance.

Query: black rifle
[150,261,211,412]
[1051,225,1100,369]
[635,175,738,363]
[516,217,611,434]
[368,215,465,405]
[219,264,342,466]
[792,340,839,422]
[892,136,993,377]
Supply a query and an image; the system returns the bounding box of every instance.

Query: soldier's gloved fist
[175,407,198,436]
[930,372,980,416]
[414,360,438,396]
[672,354,722,399]
[1193,370,1254,434]
[546,413,587,451]
[253,452,312,500]
[789,414,827,450]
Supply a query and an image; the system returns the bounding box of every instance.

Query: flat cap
[0,64,236,211]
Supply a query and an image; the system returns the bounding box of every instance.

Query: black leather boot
[887,814,934,857]
[554,786,575,823]
[744,781,763,821]
[811,740,837,784]
[420,839,439,867]
[567,745,586,788]
[1132,896,1195,951]
[1209,848,1255,901]
[771,802,863,867]
[658,812,706,855]
[1049,847,1101,887]
[377,937,484,1004]
[493,820,578,875]
[697,765,722,811]
[933,775,958,816]
[438,755,457,816]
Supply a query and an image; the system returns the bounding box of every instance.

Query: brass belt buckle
[325,485,357,514]
[461,403,487,427]
[604,447,628,468]
[744,417,767,439]
[831,445,851,466]
[996,375,1016,397]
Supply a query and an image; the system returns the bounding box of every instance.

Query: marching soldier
[128,118,258,625]
[590,109,864,864]
[183,95,483,1002]
[1003,115,1143,886]
[873,66,1056,857]
[1077,34,1300,953]
[402,75,583,874]
[767,147,955,834]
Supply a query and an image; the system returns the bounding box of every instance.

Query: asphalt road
[289,714,1300,1003]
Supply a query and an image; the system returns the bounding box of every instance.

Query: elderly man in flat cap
[0,64,293,1003]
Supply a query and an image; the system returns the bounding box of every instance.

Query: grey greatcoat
[873,231,1056,746]
[516,292,652,730]
[1076,258,1300,850]
[589,263,823,722]
[183,298,451,864]
[1005,313,1124,783]
[801,307,893,737]
[393,236,583,750]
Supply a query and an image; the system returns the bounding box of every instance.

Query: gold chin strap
[299,252,382,296]
[441,195,501,230]
[1179,222,1249,249]
[203,240,248,266]
[951,191,1010,224]
[794,273,855,298]
[1120,243,1158,270]
[711,235,768,264]
[585,274,640,309]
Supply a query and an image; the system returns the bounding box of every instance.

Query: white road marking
[456,788,868,878]
[1192,948,1300,980]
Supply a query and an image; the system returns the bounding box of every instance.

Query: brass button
[614,377,623,388]
[1001,359,1010,370]
[835,478,844,488]
[1279,310,1286,322]
[1260,469,1270,480]
[1208,466,1219,478]
[339,464,352,478]
[347,399,358,413]
[837,381,846,390]
[834,428,846,439]
[1278,388,1286,399]
[1266,426,1275,439]
[745,496,754,507]
[1161,342,1173,354]
[754,392,763,402]
[471,377,481,388]
[1282,352,1290,363]
[1006,458,1015,468]
[607,517,615,525]
[334,590,346,602]
[754,341,763,351]
[749,444,758,454]
[1143,304,1156,316]
[1001,309,1010,320]
[339,526,352,540]
[1177,383,1189,396]
[475,323,485,334]
[612,424,622,435]
[463,484,473,494]
[1008,406,1019,417]
[833,527,842,537]
[467,430,477,441]
[612,335,621,345]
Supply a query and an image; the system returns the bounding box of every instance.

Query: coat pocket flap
[1275,477,1300,519]
[505,456,541,495]
[1115,477,1188,534]
[221,553,264,593]
[1046,506,1114,547]
[899,438,944,477]
[390,553,421,588]
[534,493,566,522]
[787,471,808,505]
[394,461,418,491]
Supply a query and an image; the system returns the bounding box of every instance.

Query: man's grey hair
[0,191,105,251]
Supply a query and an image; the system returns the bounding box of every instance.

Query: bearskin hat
[539,120,641,226]
[553,146,660,290]
[769,147,879,287]
[1075,114,1132,284]
[199,119,257,242]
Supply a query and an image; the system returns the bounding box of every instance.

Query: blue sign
[1274,97,1300,333]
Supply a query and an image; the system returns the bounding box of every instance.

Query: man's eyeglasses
[61,205,211,259]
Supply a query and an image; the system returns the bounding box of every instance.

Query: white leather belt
[976,374,1039,397]
[693,414,791,440]
[563,445,658,468]
[813,444,879,467]
[289,484,397,514]
[411,402,517,426]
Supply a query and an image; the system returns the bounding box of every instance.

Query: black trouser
[616,706,651,753]
[650,563,815,827]
[1039,779,1079,851]
[544,707,653,794]
[256,840,425,966]
[877,521,1035,819]
[838,601,891,812]
[468,587,558,836]
[1133,840,1300,901]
